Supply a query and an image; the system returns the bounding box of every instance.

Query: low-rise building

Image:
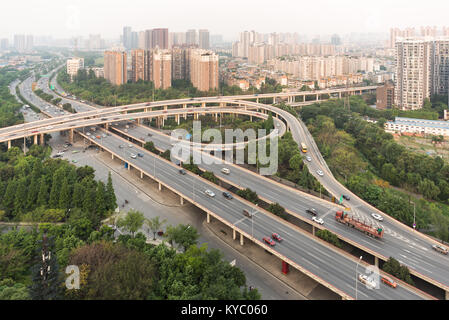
[385,117,449,136]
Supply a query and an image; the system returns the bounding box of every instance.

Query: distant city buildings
[376,81,395,110]
[13,34,33,52]
[0,39,8,50]
[104,51,127,85]
[189,49,219,91]
[66,57,84,80]
[198,29,210,49]
[150,48,172,89]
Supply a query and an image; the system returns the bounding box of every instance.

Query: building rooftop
[387,117,449,130]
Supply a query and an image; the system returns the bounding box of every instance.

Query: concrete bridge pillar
[446,290,449,300]
[339,92,342,99]
[256,98,259,103]
[137,118,141,124]
[140,171,144,179]
[127,163,131,171]
[207,213,210,223]
[111,154,114,160]
[183,104,187,119]
[105,123,109,130]
[39,134,44,145]
[162,116,165,127]
[176,114,180,125]
[163,105,168,120]
[158,182,162,191]
[374,256,379,268]
[7,140,11,149]
[34,135,38,145]
[250,115,252,122]
[180,196,184,205]
[233,228,236,240]
[312,225,315,236]
[240,233,244,246]
[69,129,74,144]
[316,94,319,101]
[201,102,206,108]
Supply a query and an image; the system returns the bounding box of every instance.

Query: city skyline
[1,0,449,40]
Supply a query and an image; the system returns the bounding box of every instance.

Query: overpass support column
[34,135,38,145]
[215,113,218,122]
[339,92,342,99]
[282,261,289,275]
[162,116,165,127]
[256,98,259,103]
[158,182,162,191]
[312,225,315,236]
[111,154,114,160]
[316,94,319,101]
[446,290,449,300]
[105,123,109,130]
[127,163,131,171]
[140,171,144,179]
[233,228,236,240]
[176,114,180,125]
[250,115,252,122]
[180,196,184,205]
[137,118,141,124]
[240,233,244,246]
[39,134,44,145]
[374,256,379,268]
[201,102,206,108]
[69,129,74,144]
[183,104,187,120]
[7,140,11,149]
[163,106,168,120]
[206,213,210,223]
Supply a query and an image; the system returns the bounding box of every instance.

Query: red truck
[335,211,384,239]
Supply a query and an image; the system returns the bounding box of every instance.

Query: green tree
[117,210,145,238]
[59,178,71,210]
[95,181,107,215]
[145,216,167,240]
[165,224,199,252]
[105,172,116,211]
[36,178,48,207]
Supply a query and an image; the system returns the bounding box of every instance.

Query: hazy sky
[1,0,449,40]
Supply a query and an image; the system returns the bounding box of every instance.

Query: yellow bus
[300,143,308,153]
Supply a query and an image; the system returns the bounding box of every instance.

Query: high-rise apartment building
[131,49,149,82]
[144,30,153,50]
[171,47,189,80]
[152,28,169,49]
[186,29,197,46]
[104,51,128,85]
[14,34,26,51]
[431,39,449,96]
[138,31,146,49]
[390,28,415,48]
[189,49,219,91]
[0,39,8,50]
[123,26,132,50]
[199,29,210,49]
[66,57,84,80]
[394,39,432,110]
[421,26,437,37]
[150,49,172,89]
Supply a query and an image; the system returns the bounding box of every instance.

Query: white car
[86,132,91,136]
[128,144,133,148]
[130,153,137,159]
[312,217,324,225]
[358,274,376,289]
[306,156,312,162]
[316,170,324,176]
[205,189,216,198]
[371,213,384,221]
[221,168,230,175]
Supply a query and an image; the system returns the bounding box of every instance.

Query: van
[221,168,230,175]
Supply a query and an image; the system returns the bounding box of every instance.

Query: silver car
[316,170,324,176]
[205,189,215,198]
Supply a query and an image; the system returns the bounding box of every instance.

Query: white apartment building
[385,117,449,136]
[394,38,432,110]
[66,57,84,79]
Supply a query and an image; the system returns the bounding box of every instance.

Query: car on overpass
[205,189,215,198]
[221,168,230,175]
[316,170,324,176]
[342,194,351,201]
[371,213,384,221]
[179,169,186,175]
[358,274,376,289]
[222,192,233,200]
[432,244,448,255]
[381,275,398,288]
[306,208,317,216]
[263,237,276,246]
[312,217,324,225]
[272,233,283,242]
[130,154,137,159]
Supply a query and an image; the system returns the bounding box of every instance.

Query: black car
[342,195,350,201]
[223,192,233,200]
[137,153,144,157]
[306,208,317,216]
[179,169,186,175]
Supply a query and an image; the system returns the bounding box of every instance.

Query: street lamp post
[412,201,416,230]
[355,256,363,300]
[251,204,259,238]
